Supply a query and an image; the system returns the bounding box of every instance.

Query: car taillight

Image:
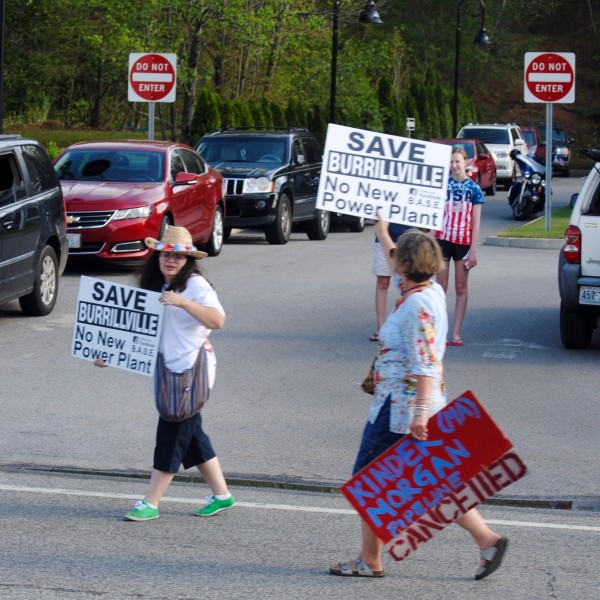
[563,224,581,264]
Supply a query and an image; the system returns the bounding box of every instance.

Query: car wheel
[485,173,497,196]
[204,205,224,256]
[560,303,596,349]
[349,216,366,232]
[19,246,59,316]
[265,193,292,244]
[563,167,570,178]
[306,209,330,240]
[158,215,172,239]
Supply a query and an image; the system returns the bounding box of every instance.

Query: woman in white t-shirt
[123,226,235,522]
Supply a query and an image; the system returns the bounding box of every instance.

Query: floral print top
[368,281,448,434]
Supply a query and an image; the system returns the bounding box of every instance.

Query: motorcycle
[507,149,546,220]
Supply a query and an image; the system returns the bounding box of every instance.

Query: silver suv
[0,135,68,315]
[558,148,600,348]
[457,123,528,189]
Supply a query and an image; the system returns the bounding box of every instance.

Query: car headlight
[555,146,569,156]
[496,151,509,159]
[243,177,273,193]
[112,206,153,220]
[531,174,541,185]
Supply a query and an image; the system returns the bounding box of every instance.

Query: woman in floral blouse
[330,216,507,581]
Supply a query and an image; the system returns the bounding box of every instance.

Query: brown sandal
[475,537,508,580]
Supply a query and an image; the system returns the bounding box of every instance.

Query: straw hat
[145,226,208,259]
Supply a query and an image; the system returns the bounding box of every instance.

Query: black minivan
[0,135,68,315]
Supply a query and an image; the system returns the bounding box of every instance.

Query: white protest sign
[317,124,451,230]
[72,276,164,376]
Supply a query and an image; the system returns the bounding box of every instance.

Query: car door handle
[0,216,17,231]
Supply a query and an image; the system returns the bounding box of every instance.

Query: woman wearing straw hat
[121,225,235,521]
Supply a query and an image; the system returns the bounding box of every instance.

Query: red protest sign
[388,450,526,561]
[340,390,516,545]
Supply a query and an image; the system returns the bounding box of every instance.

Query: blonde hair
[394,229,443,282]
[452,146,468,161]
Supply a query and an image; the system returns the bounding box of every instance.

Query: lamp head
[474,27,491,45]
[358,1,383,24]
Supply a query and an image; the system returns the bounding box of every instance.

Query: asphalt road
[1,172,599,598]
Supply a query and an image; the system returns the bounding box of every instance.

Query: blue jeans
[353,396,406,475]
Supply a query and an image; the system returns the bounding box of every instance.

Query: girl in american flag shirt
[435,147,484,346]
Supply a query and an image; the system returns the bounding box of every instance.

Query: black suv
[197,127,329,244]
[0,135,68,315]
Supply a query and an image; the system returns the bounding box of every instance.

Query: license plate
[579,286,600,305]
[67,233,81,249]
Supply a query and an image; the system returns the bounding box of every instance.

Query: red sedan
[431,138,497,196]
[54,140,226,262]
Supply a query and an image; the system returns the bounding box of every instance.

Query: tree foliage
[2,0,598,145]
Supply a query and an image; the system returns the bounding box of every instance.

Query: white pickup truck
[558,148,600,348]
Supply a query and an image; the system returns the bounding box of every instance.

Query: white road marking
[1,484,599,532]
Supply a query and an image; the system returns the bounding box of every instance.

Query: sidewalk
[484,236,564,250]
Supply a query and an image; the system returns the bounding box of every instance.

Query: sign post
[406,117,415,139]
[128,53,177,140]
[524,52,575,231]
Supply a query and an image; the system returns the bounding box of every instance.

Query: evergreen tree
[190,88,221,142]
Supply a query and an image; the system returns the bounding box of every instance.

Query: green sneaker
[125,500,159,521]
[194,494,235,517]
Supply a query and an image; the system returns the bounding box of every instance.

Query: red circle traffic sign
[129,54,176,102]
[525,53,574,103]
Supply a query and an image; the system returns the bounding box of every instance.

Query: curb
[485,236,564,250]
[9,465,600,513]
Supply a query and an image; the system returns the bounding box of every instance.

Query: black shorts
[438,239,470,262]
[153,413,216,473]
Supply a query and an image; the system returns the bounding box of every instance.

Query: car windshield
[459,128,509,145]
[434,140,475,159]
[198,137,287,164]
[552,128,568,142]
[54,150,164,182]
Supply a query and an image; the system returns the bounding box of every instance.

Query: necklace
[401,282,430,296]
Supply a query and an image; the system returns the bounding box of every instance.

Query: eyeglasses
[159,252,186,262]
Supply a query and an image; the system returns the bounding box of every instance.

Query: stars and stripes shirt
[435,177,484,246]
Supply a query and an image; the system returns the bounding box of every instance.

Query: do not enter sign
[128,53,177,103]
[524,52,575,103]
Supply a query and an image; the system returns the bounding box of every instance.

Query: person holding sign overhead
[97,226,235,521]
[370,222,410,342]
[329,215,507,580]
[435,147,484,347]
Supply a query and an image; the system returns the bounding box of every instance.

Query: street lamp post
[330,1,382,125]
[452,0,491,137]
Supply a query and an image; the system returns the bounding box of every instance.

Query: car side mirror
[514,138,525,146]
[173,172,197,186]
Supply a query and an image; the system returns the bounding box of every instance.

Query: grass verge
[498,205,571,239]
